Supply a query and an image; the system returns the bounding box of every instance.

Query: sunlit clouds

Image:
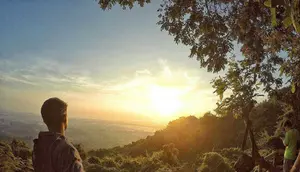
[0,1,220,124]
[0,56,218,123]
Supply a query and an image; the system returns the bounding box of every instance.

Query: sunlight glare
[149,86,182,119]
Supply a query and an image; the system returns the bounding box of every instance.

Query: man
[281,119,299,172]
[32,97,84,172]
[265,137,285,170]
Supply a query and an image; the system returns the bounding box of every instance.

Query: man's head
[41,97,68,132]
[283,119,293,132]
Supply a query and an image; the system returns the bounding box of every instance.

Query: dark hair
[266,137,285,150]
[41,97,67,127]
[283,120,293,128]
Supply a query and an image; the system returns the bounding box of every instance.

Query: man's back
[32,132,84,172]
[284,129,300,160]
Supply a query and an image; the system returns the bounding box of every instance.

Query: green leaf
[283,17,293,28]
[264,0,271,7]
[271,8,277,26]
[279,65,284,76]
[291,2,300,32]
[291,82,296,93]
[294,22,300,33]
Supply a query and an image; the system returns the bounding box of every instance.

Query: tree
[99,0,300,170]
[73,143,87,161]
[98,0,150,10]
[250,99,284,136]
[212,59,279,171]
[98,0,300,111]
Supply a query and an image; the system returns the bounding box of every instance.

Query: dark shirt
[32,132,84,172]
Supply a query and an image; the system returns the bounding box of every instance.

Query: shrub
[10,139,31,160]
[88,156,101,164]
[73,143,87,161]
[197,152,235,172]
[86,164,119,172]
[100,157,118,168]
[162,143,179,165]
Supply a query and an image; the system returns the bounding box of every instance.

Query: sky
[0,0,223,123]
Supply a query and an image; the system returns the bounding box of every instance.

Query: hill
[0,112,160,150]
[109,114,245,159]
[1,114,245,172]
[0,99,285,171]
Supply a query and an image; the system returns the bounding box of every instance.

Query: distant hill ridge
[0,100,283,171]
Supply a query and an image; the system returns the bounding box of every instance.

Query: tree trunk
[242,121,249,150]
[246,119,279,171]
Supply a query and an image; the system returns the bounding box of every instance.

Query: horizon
[0,0,237,123]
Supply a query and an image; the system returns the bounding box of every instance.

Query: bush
[10,139,31,160]
[0,141,33,172]
[100,157,118,168]
[88,156,101,164]
[74,143,87,161]
[162,143,179,165]
[219,147,243,165]
[86,165,119,172]
[197,152,234,172]
[119,157,141,170]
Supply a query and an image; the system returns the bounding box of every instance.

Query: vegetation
[0,139,33,172]
[97,0,300,170]
[2,0,300,171]
[0,97,289,171]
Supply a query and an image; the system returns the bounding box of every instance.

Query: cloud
[0,56,105,92]
[1,56,214,95]
[0,74,37,86]
[135,69,152,77]
[0,55,218,119]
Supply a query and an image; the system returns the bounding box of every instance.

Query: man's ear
[62,115,68,129]
[62,115,67,123]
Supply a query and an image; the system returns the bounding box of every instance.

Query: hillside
[0,112,160,150]
[0,99,286,171]
[0,139,33,172]
[1,114,245,172]
[109,114,245,159]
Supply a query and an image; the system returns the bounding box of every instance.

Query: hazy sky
[0,0,224,123]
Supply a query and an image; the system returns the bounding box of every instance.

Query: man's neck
[48,127,65,136]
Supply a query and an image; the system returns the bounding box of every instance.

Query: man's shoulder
[291,129,300,135]
[53,137,82,161]
[294,129,300,137]
[51,138,84,171]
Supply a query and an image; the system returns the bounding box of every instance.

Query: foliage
[89,148,117,159]
[99,0,300,119]
[97,1,300,169]
[98,0,150,10]
[114,115,244,160]
[161,143,179,165]
[197,152,235,172]
[0,104,289,172]
[10,139,31,160]
[0,140,33,172]
[212,59,264,118]
[88,156,101,164]
[85,146,182,172]
[219,147,243,166]
[74,143,87,161]
[99,0,299,87]
[250,99,284,136]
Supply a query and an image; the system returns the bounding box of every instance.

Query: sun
[149,86,182,119]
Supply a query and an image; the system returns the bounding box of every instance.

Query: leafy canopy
[97,1,300,169]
